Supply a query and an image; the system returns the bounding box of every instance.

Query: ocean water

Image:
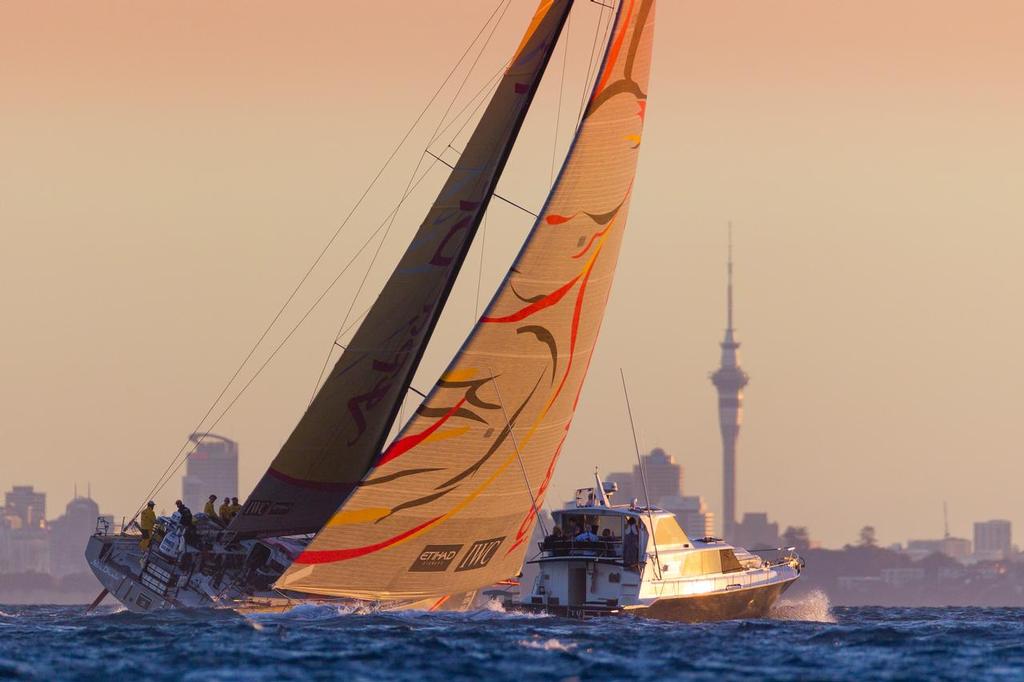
[1,593,1021,681]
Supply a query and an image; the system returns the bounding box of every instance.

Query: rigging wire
[621,368,662,580]
[137,159,449,509]
[475,211,488,321]
[551,12,571,183]
[488,366,548,538]
[137,0,617,519]
[127,0,516,520]
[307,0,514,402]
[577,0,614,126]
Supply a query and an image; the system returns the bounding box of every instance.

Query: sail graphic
[277,0,656,600]
[230,0,575,537]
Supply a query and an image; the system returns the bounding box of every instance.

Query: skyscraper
[48,494,102,577]
[973,519,1012,561]
[4,485,46,530]
[604,448,714,539]
[710,231,749,540]
[181,433,239,512]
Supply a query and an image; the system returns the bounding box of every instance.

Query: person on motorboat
[543,526,564,549]
[622,516,640,569]
[575,524,600,542]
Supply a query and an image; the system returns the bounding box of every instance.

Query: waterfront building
[48,495,103,577]
[4,485,46,530]
[604,448,713,538]
[658,494,715,539]
[181,433,239,512]
[605,447,684,506]
[973,520,1012,561]
[904,537,972,562]
[731,512,780,550]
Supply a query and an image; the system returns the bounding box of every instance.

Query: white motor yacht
[516,475,803,621]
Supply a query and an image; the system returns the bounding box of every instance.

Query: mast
[277,0,658,601]
[230,0,577,538]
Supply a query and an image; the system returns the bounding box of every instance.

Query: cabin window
[653,517,689,547]
[559,514,623,539]
[720,549,744,573]
[701,550,722,575]
[682,554,703,577]
[681,551,722,576]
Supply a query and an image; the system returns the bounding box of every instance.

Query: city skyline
[3,1,1024,547]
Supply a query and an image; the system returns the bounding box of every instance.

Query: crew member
[204,494,217,518]
[218,496,232,524]
[175,500,196,548]
[139,501,157,550]
[229,497,242,520]
[175,500,193,526]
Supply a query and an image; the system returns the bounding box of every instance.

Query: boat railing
[538,538,623,559]
[95,516,141,537]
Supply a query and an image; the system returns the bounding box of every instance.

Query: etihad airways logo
[409,544,463,572]
[455,537,505,572]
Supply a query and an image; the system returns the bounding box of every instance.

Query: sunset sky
[2,0,1023,548]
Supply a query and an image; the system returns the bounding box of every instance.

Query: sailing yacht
[85,0,799,619]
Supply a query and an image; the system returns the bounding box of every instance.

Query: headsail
[230,0,575,537]
[277,0,656,600]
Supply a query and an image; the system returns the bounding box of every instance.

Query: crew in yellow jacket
[139,501,157,550]
[203,494,217,518]
[218,498,232,524]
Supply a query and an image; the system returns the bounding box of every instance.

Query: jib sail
[277,0,657,600]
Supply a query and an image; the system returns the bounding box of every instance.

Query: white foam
[518,637,577,652]
[483,597,506,612]
[768,589,837,623]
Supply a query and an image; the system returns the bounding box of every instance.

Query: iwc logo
[409,545,463,572]
[455,537,505,572]
[242,499,294,516]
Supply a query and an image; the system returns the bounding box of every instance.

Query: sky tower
[710,229,749,540]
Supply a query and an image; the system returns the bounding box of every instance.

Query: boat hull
[517,574,798,622]
[85,516,307,613]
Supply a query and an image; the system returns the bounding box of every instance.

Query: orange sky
[2,0,1023,548]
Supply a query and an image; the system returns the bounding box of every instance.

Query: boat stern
[86,528,176,612]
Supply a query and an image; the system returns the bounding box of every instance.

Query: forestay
[277,0,657,600]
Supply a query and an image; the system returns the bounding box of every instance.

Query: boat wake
[768,589,837,623]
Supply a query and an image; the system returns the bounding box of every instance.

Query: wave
[769,589,837,623]
[518,637,577,652]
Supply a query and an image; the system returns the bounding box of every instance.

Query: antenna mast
[620,368,661,579]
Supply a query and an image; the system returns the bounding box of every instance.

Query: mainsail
[277,0,656,600]
[230,0,575,537]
